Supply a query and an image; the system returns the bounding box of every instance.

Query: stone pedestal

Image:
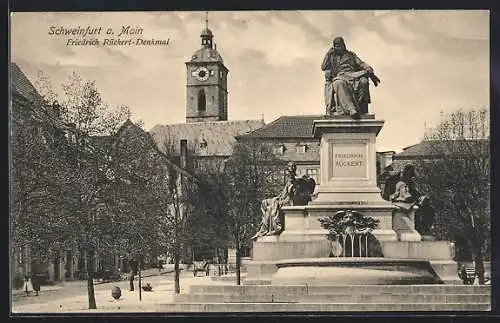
[309,116,398,242]
[247,115,458,284]
[312,117,384,201]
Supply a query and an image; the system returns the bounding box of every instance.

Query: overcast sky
[10,10,489,152]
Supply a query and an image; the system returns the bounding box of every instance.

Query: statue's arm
[352,52,373,74]
[352,52,380,86]
[321,50,332,71]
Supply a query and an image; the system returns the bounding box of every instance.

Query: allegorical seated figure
[384,164,435,235]
[251,162,316,240]
[321,36,380,118]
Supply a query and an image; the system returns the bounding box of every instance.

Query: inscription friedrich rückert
[48,25,170,46]
[334,153,364,167]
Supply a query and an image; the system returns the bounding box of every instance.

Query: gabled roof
[94,119,196,179]
[10,62,71,131]
[11,62,44,104]
[237,115,328,139]
[149,119,265,157]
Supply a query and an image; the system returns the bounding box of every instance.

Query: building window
[273,145,285,155]
[198,89,206,112]
[296,144,307,154]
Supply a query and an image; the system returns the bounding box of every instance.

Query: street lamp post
[138,256,142,301]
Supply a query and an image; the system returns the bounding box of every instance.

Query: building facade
[10,62,70,285]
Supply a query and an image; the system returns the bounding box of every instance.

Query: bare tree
[224,140,283,285]
[416,107,490,283]
[29,71,130,309]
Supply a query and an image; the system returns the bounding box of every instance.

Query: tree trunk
[235,244,241,286]
[86,249,97,309]
[138,265,142,301]
[174,250,180,294]
[473,245,485,284]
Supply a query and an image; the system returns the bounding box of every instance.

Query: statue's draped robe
[322,50,373,115]
[254,178,294,238]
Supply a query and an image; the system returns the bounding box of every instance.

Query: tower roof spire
[200,11,214,48]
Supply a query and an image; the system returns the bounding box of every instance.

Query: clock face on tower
[193,66,210,81]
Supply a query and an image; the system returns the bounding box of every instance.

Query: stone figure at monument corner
[251,162,316,240]
[321,36,381,118]
[385,163,435,235]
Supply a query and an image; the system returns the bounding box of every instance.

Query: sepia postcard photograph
[9,10,491,314]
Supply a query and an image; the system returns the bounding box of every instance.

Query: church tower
[185,16,228,123]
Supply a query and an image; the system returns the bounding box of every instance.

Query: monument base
[270,258,443,285]
[247,205,458,283]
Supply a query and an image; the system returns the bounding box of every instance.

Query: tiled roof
[237,115,329,139]
[395,139,489,158]
[11,62,44,104]
[93,120,196,179]
[149,119,265,157]
[189,47,224,63]
[383,139,490,175]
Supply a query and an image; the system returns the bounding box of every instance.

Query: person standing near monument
[321,36,380,117]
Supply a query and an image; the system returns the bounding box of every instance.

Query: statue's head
[333,37,346,54]
[286,161,297,174]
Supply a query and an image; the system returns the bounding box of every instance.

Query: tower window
[211,96,215,104]
[198,89,206,112]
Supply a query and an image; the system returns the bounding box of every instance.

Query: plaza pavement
[11,268,239,313]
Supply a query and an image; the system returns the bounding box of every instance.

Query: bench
[459,266,476,284]
[192,261,210,277]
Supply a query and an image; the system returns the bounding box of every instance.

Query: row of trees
[11,70,285,308]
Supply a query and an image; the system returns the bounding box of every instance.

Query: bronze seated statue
[251,162,316,240]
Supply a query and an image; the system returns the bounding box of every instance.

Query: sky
[10,10,489,152]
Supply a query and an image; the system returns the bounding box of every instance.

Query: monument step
[174,293,490,304]
[244,279,272,285]
[299,293,490,304]
[210,274,247,282]
[188,284,491,295]
[155,302,491,312]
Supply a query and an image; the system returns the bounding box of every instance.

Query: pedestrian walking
[129,258,138,291]
[31,275,41,296]
[22,275,33,296]
[158,259,163,273]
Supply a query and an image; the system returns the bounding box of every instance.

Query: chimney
[180,139,188,170]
